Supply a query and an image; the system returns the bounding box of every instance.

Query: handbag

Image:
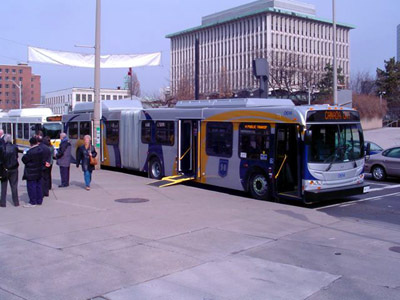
[89,155,98,166]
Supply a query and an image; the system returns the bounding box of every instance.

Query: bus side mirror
[305,130,312,144]
[365,143,371,156]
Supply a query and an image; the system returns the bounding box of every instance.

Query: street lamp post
[379,91,386,106]
[8,80,22,109]
[332,0,338,106]
[93,0,101,169]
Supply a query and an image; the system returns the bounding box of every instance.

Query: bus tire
[248,172,270,201]
[371,165,386,181]
[149,157,163,180]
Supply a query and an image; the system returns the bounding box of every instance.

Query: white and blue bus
[63,98,368,203]
[0,108,62,151]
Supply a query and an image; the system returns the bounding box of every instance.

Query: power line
[0,36,28,47]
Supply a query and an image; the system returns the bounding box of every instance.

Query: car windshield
[43,123,62,140]
[308,124,364,163]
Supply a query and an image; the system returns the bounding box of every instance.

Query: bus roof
[176,98,295,108]
[73,100,143,113]
[8,108,54,118]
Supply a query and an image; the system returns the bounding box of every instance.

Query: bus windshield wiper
[324,144,347,171]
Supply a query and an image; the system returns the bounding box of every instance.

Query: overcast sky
[0,0,398,96]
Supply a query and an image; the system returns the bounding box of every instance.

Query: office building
[45,87,130,114]
[0,63,41,109]
[167,0,353,97]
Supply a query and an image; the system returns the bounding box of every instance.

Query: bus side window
[80,122,91,139]
[23,123,29,140]
[206,122,233,158]
[141,121,152,144]
[6,123,11,134]
[105,121,119,145]
[68,122,78,139]
[17,123,23,139]
[1,124,5,133]
[155,121,174,146]
[239,123,270,160]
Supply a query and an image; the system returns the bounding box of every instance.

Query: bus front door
[274,124,301,199]
[178,120,199,176]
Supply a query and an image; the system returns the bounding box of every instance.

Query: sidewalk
[0,164,399,300]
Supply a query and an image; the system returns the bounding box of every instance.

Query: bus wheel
[149,157,163,180]
[372,165,386,181]
[249,173,269,200]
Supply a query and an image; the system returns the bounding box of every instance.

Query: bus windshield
[308,124,364,163]
[43,123,62,140]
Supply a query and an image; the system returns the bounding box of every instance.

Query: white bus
[0,108,62,151]
[63,98,368,203]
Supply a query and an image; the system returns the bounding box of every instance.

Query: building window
[19,69,22,74]
[105,121,119,145]
[155,121,174,146]
[88,94,93,101]
[68,122,78,139]
[12,69,16,73]
[113,95,117,100]
[82,94,87,102]
[238,123,270,160]
[141,121,152,144]
[101,95,105,100]
[76,94,81,102]
[19,77,22,81]
[106,95,111,100]
[206,122,233,158]
[79,121,91,139]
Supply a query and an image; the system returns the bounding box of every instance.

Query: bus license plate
[363,186,370,193]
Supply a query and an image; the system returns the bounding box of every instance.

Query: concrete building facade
[45,87,130,114]
[0,63,41,110]
[167,0,353,98]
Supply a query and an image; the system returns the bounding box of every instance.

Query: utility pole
[93,0,101,169]
[8,80,22,109]
[332,0,338,105]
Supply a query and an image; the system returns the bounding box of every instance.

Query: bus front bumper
[304,184,369,202]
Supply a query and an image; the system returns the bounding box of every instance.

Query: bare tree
[125,70,141,98]
[350,71,376,95]
[218,66,234,99]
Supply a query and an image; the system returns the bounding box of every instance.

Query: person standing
[56,133,71,188]
[0,129,5,149]
[76,135,97,191]
[22,137,44,207]
[37,134,52,197]
[42,136,55,195]
[0,134,20,207]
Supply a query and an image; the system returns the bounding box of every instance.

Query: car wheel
[149,157,163,180]
[249,172,270,200]
[371,165,386,181]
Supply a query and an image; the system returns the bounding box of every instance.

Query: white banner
[28,46,161,68]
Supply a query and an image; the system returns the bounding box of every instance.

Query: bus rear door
[274,124,301,200]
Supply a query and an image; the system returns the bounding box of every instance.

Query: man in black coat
[0,134,19,207]
[0,129,5,149]
[36,133,52,197]
[56,133,71,187]
[22,137,44,207]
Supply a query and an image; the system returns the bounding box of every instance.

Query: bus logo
[219,159,229,178]
[338,173,346,178]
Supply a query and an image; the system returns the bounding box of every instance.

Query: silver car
[365,146,400,181]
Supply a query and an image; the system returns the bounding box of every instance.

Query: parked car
[364,146,400,181]
[364,141,383,155]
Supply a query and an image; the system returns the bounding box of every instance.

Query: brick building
[0,63,41,110]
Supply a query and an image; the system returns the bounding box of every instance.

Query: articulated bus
[63,98,368,203]
[0,108,62,151]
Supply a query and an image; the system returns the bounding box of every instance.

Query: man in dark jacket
[36,133,52,196]
[56,133,71,187]
[0,134,19,207]
[0,129,5,149]
[22,137,44,207]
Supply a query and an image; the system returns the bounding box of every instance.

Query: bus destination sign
[46,116,62,122]
[307,110,360,123]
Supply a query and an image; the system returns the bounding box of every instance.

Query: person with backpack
[0,134,19,207]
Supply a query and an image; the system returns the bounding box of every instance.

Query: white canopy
[28,46,161,68]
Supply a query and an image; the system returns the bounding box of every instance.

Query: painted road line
[369,184,400,192]
[317,191,400,210]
